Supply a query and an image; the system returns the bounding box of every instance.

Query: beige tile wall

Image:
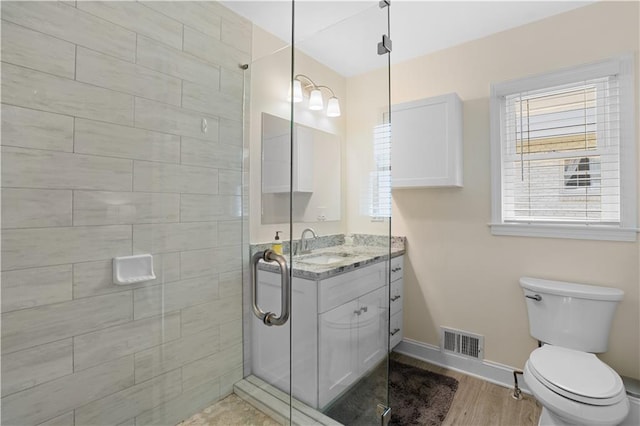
[0,1,250,425]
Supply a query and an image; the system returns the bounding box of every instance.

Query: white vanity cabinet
[250,270,318,406]
[251,255,404,410]
[318,264,387,407]
[391,93,463,188]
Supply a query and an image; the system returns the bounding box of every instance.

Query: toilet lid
[528,345,625,405]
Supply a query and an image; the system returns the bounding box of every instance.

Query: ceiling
[222,0,594,77]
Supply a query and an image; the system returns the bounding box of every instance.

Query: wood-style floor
[391,352,542,426]
[190,353,542,425]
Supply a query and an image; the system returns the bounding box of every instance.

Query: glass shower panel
[242,1,295,424]
[241,1,393,424]
[292,2,393,425]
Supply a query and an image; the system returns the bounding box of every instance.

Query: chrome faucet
[299,228,318,255]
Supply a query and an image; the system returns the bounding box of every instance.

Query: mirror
[261,113,341,224]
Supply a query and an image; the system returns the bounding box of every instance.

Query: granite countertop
[258,244,405,281]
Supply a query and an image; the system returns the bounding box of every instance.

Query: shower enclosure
[240,1,393,424]
[1,1,392,424]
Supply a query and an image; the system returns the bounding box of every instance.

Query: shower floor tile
[178,394,279,426]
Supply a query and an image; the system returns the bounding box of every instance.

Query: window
[564,157,600,189]
[368,122,392,220]
[490,55,636,241]
[563,157,601,189]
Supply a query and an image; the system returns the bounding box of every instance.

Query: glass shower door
[242,1,296,423]
[244,1,392,424]
[291,2,394,425]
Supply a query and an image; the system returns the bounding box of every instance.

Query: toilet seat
[524,361,629,426]
[528,345,626,406]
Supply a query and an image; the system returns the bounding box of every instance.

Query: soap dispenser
[272,231,283,255]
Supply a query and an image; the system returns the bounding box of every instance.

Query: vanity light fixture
[288,74,341,117]
[288,79,303,103]
[308,88,324,110]
[326,96,341,117]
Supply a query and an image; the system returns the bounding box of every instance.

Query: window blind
[369,122,392,218]
[501,76,621,224]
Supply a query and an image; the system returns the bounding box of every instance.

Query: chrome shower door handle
[251,249,290,326]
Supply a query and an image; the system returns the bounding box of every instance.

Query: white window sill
[489,223,638,242]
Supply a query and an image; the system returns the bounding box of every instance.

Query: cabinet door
[318,299,359,408]
[357,287,388,373]
[252,272,291,392]
[252,272,318,407]
[293,125,314,192]
[262,122,314,193]
[262,131,290,193]
[391,93,463,188]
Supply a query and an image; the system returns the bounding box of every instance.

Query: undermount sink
[296,253,351,265]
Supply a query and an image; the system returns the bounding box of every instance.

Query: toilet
[520,277,630,426]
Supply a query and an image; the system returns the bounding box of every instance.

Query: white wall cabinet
[262,121,314,193]
[251,255,404,410]
[391,93,463,188]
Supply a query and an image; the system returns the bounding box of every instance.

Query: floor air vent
[441,327,484,360]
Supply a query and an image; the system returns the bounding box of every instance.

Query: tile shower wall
[0,2,249,425]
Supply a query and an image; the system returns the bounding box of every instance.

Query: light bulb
[287,79,303,103]
[326,97,341,117]
[292,79,303,103]
[308,88,323,110]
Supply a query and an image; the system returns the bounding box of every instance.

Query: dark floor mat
[325,359,458,426]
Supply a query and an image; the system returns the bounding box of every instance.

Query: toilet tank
[520,277,624,353]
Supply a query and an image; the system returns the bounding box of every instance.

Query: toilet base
[539,406,631,426]
[539,407,571,426]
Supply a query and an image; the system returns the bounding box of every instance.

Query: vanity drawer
[390,311,403,349]
[318,261,386,314]
[390,278,403,316]
[389,255,404,282]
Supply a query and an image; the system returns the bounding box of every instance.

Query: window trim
[489,54,637,241]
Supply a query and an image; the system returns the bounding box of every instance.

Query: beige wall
[347,1,640,379]
[249,26,348,244]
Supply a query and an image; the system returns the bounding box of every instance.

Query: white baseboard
[395,338,640,424]
[394,338,531,394]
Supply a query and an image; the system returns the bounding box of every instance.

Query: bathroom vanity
[251,247,404,410]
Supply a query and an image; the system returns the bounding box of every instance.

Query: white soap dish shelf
[113,254,156,285]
